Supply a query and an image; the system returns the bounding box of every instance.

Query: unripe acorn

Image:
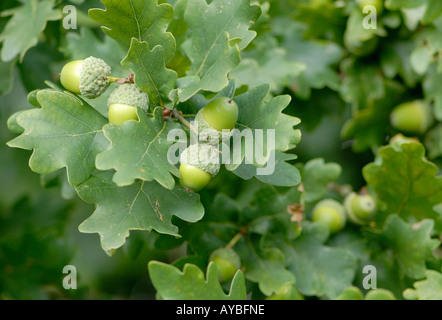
[209,247,241,282]
[344,192,377,225]
[60,56,111,98]
[107,84,149,125]
[196,97,239,144]
[179,143,220,191]
[312,199,346,234]
[390,100,433,135]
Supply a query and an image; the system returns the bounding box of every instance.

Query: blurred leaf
[0,196,76,299]
[423,66,442,120]
[425,124,442,159]
[301,158,342,203]
[363,141,442,231]
[18,41,64,92]
[273,18,343,99]
[0,58,15,95]
[341,79,405,152]
[385,0,442,24]
[340,57,385,111]
[63,28,125,75]
[236,236,295,296]
[404,270,442,300]
[230,33,305,94]
[378,215,440,279]
[293,0,347,43]
[380,38,421,87]
[268,222,358,299]
[0,0,61,62]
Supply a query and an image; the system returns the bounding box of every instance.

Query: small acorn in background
[311,199,346,234]
[344,192,377,225]
[107,84,149,125]
[195,97,239,144]
[60,56,112,98]
[209,247,241,283]
[390,100,433,135]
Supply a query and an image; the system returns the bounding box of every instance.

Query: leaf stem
[172,109,198,135]
[225,229,246,249]
[106,73,135,84]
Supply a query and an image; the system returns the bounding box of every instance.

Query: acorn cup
[107,84,149,125]
[60,56,112,99]
[179,143,221,191]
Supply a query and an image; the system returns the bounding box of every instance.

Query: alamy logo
[362,5,377,30]
[362,265,377,290]
[63,5,77,30]
[62,265,77,290]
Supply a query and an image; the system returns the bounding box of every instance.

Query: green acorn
[390,100,433,135]
[179,143,220,191]
[60,56,112,99]
[195,97,239,144]
[209,247,241,282]
[312,199,346,233]
[107,84,149,125]
[344,192,377,225]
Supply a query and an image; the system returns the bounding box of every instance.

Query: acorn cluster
[59,56,148,126]
[59,57,238,192]
[179,97,239,191]
[311,191,378,234]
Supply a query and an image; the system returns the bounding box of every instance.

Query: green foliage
[403,270,442,300]
[1,0,441,301]
[363,141,442,231]
[0,0,61,62]
[148,261,247,300]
